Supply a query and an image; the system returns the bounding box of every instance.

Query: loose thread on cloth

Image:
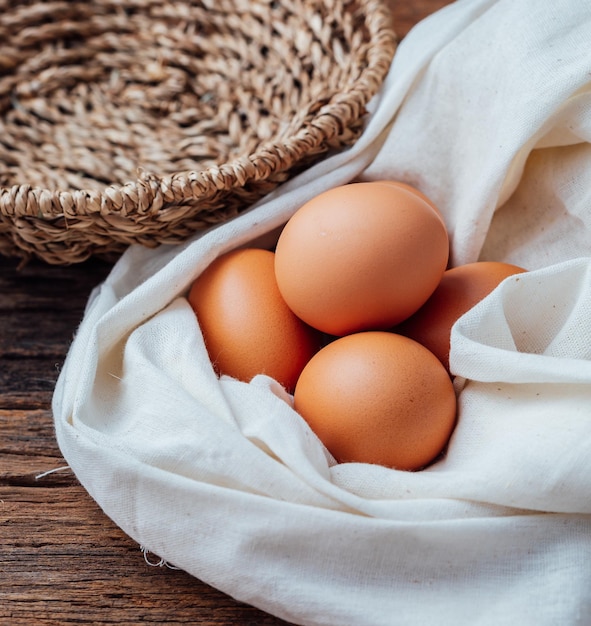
[35,465,72,480]
[140,545,180,570]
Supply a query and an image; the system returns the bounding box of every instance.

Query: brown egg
[187,247,322,393]
[396,261,527,371]
[274,181,449,336]
[293,331,457,471]
[372,179,445,222]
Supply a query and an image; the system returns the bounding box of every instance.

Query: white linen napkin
[53,1,591,624]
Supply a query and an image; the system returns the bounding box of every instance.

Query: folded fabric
[53,1,591,624]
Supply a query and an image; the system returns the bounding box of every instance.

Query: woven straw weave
[0,0,396,264]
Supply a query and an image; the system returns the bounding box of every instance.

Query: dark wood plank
[0,2,453,624]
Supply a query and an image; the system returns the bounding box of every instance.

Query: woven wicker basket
[0,0,396,265]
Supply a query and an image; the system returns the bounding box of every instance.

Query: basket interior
[0,0,386,193]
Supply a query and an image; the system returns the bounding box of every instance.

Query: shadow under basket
[0,0,396,265]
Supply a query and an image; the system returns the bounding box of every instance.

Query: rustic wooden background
[1,1,452,624]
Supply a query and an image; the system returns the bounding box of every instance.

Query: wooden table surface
[1,1,452,624]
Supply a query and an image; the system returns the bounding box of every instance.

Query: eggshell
[187,247,322,393]
[396,261,527,371]
[372,179,445,222]
[274,181,449,336]
[293,331,457,471]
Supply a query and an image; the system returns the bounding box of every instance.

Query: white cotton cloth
[53,1,591,624]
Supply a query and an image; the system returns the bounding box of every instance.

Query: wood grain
[0,1,453,624]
